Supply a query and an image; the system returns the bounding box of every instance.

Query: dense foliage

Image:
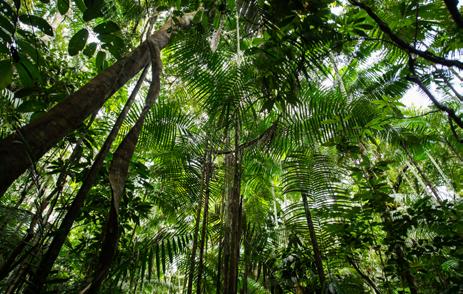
[0,0,462,293]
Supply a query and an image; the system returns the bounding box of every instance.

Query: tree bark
[0,12,197,196]
[24,65,149,293]
[443,0,463,29]
[224,122,243,294]
[196,151,212,294]
[187,151,208,294]
[301,192,325,287]
[81,42,162,293]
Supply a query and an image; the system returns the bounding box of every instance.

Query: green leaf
[74,0,86,12]
[0,0,15,18]
[0,14,15,35]
[93,21,120,34]
[99,34,124,58]
[82,0,104,22]
[16,63,33,87]
[68,28,89,56]
[83,9,103,22]
[17,100,47,113]
[58,0,70,15]
[95,51,107,72]
[83,42,97,57]
[16,56,41,86]
[0,60,13,90]
[18,15,54,36]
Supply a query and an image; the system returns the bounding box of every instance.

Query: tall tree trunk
[222,129,234,293]
[0,12,197,196]
[187,151,208,294]
[24,65,149,293]
[216,243,223,294]
[197,151,212,294]
[224,122,243,294]
[240,220,251,294]
[81,42,162,293]
[301,192,325,287]
[394,244,418,294]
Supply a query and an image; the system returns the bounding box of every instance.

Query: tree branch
[407,74,463,129]
[407,58,463,129]
[443,0,463,29]
[213,121,278,155]
[349,0,463,69]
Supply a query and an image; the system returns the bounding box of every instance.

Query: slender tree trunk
[394,245,418,294]
[402,144,442,203]
[0,117,95,282]
[0,12,197,196]
[301,192,325,287]
[241,220,250,294]
[224,122,243,294]
[222,129,234,293]
[187,151,208,294]
[216,244,222,294]
[347,256,380,294]
[197,151,212,294]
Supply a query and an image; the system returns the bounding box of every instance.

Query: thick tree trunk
[24,66,149,293]
[301,192,325,287]
[82,42,162,293]
[0,11,197,196]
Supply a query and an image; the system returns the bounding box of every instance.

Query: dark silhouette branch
[397,110,440,119]
[349,0,463,69]
[407,75,463,129]
[443,0,463,29]
[449,117,463,143]
[407,57,463,130]
[214,121,278,154]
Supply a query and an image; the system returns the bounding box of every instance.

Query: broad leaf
[68,28,89,56]
[18,15,54,36]
[93,21,120,34]
[58,0,70,15]
[95,51,106,72]
[83,42,97,57]
[82,0,104,22]
[0,60,13,89]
